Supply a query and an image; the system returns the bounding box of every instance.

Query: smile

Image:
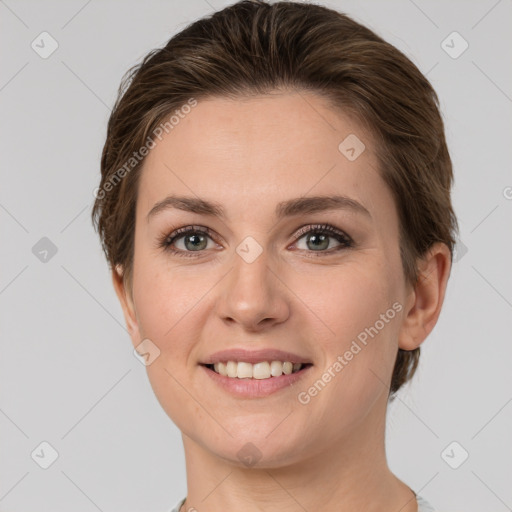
[204,360,311,379]
[200,361,313,398]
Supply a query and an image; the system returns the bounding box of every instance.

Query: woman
[92,1,458,510]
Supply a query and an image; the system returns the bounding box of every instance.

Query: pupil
[308,233,328,251]
[185,234,207,251]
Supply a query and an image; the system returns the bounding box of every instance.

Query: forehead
[137,92,388,223]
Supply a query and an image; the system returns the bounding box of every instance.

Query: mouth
[199,360,314,398]
[198,348,314,397]
[200,361,314,379]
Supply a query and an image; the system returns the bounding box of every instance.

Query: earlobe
[111,264,140,342]
[398,242,452,351]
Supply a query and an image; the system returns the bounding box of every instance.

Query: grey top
[169,494,438,511]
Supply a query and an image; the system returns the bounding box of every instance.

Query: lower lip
[200,364,313,398]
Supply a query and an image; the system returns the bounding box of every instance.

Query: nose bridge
[217,236,288,328]
[230,241,273,304]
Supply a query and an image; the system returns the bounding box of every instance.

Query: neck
[178,394,417,512]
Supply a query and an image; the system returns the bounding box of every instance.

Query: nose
[215,246,290,332]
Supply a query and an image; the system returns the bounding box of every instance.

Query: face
[115,91,419,467]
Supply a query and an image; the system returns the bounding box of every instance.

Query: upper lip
[200,348,313,365]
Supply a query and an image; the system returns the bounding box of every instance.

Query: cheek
[299,262,401,394]
[303,262,399,341]
[131,261,210,430]
[132,255,206,341]
[288,267,401,449]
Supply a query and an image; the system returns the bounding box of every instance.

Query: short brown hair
[91,0,459,398]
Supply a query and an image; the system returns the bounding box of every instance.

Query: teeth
[271,361,283,377]
[226,361,237,378]
[252,362,270,379]
[212,361,305,379]
[237,362,253,379]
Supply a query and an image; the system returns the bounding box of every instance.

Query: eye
[157,225,219,258]
[291,223,353,256]
[157,223,353,258]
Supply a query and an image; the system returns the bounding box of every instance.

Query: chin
[201,425,309,469]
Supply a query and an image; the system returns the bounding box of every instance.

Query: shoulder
[416,494,439,512]
[168,496,186,512]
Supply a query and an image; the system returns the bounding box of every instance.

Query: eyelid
[158,223,353,256]
[289,223,354,254]
[155,225,220,251]
[292,223,350,240]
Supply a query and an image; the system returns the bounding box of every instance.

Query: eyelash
[157,223,354,259]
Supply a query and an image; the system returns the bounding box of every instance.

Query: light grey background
[1,0,511,511]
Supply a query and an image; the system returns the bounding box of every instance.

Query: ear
[111,264,141,347]
[398,242,452,351]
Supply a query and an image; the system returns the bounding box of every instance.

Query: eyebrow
[146,194,372,222]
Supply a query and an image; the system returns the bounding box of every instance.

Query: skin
[112,91,451,512]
